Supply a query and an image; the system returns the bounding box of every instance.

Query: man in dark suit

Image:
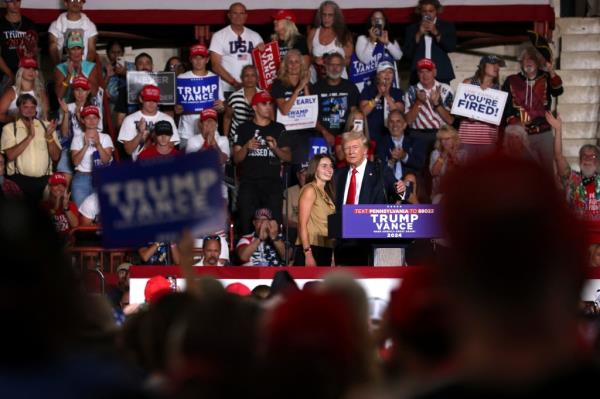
[333,130,404,265]
[379,110,425,178]
[403,0,456,84]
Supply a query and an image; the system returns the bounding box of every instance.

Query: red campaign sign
[252,41,281,91]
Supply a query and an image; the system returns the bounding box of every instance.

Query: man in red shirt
[137,120,180,160]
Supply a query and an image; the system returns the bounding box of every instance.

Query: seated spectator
[236,208,286,266]
[115,52,154,127]
[196,235,227,266]
[118,84,180,160]
[359,58,404,160]
[381,109,424,179]
[0,0,37,90]
[223,65,258,145]
[78,191,99,226]
[209,2,263,97]
[404,0,456,85]
[48,0,98,64]
[56,76,99,187]
[0,93,60,201]
[54,31,98,102]
[70,105,113,206]
[138,241,181,265]
[307,1,353,82]
[137,120,180,160]
[40,172,79,239]
[312,52,359,146]
[0,57,48,124]
[552,111,600,213]
[177,44,224,147]
[429,125,465,202]
[106,262,131,311]
[194,232,230,266]
[233,91,291,235]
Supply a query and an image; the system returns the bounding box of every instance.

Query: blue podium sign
[342,204,442,239]
[94,150,226,248]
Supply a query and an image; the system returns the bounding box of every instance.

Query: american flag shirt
[404,81,454,130]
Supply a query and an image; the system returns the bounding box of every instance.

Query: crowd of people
[0,0,598,268]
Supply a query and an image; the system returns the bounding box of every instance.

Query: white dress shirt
[343,157,368,205]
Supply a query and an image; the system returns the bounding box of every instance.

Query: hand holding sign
[451,83,508,126]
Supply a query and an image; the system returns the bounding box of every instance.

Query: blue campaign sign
[349,44,386,86]
[342,204,442,239]
[308,137,329,160]
[176,75,220,113]
[94,150,226,248]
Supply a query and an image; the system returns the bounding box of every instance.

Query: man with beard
[551,111,600,213]
[311,52,359,146]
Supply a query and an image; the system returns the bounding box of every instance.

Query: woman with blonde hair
[429,125,464,201]
[295,154,336,267]
[0,57,48,123]
[271,10,311,67]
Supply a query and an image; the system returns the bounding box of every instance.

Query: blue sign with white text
[309,137,329,160]
[94,150,226,248]
[176,75,220,113]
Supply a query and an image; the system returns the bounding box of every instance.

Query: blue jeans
[71,173,92,207]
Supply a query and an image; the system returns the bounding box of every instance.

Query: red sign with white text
[252,41,281,91]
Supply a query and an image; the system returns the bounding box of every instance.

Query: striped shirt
[458,77,500,145]
[405,82,454,130]
[227,88,255,144]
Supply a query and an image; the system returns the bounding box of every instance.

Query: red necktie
[346,168,358,205]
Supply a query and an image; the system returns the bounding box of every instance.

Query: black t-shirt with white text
[235,119,290,181]
[311,78,360,136]
[0,15,37,76]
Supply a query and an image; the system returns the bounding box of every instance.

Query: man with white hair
[550,111,600,213]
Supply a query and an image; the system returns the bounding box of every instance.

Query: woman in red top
[41,172,79,239]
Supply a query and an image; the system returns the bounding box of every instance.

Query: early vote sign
[276,95,319,131]
[94,150,226,248]
[342,204,442,239]
[127,71,176,105]
[451,83,508,126]
[176,75,219,113]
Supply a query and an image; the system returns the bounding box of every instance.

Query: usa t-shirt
[209,25,263,93]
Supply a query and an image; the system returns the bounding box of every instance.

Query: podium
[328,205,442,266]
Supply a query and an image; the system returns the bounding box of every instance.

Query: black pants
[237,179,283,236]
[8,174,49,203]
[293,245,333,267]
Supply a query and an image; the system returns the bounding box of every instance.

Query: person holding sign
[233,91,291,236]
[177,44,224,149]
[209,2,263,97]
[502,46,563,173]
[295,154,336,267]
[272,49,316,164]
[70,105,113,206]
[117,84,180,161]
[458,55,505,161]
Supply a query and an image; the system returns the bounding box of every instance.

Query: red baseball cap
[416,58,436,71]
[48,172,67,187]
[18,57,38,69]
[200,108,218,121]
[273,10,297,23]
[225,282,252,296]
[72,76,90,90]
[140,84,160,102]
[190,43,209,58]
[80,105,100,118]
[144,275,172,304]
[251,91,273,106]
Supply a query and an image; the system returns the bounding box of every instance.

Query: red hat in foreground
[48,172,67,187]
[200,108,218,121]
[140,84,161,102]
[144,275,172,304]
[80,105,100,118]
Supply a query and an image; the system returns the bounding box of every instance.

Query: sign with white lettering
[94,150,226,248]
[276,95,319,131]
[309,137,329,160]
[127,71,176,105]
[450,83,508,126]
[252,41,280,91]
[342,204,441,239]
[176,75,220,113]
